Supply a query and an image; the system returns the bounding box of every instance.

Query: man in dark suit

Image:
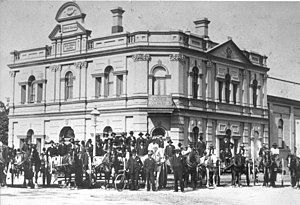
[126,149,142,190]
[143,150,156,191]
[126,131,136,146]
[136,132,145,149]
[171,148,184,192]
[58,138,68,156]
[196,135,206,157]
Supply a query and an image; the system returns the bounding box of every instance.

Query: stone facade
[8,2,269,159]
[268,95,300,158]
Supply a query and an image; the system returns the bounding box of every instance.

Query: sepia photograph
[0,1,300,204]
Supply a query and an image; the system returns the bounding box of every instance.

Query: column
[43,67,47,103]
[229,83,234,103]
[123,72,127,97]
[290,107,295,153]
[214,79,219,102]
[187,73,192,97]
[58,66,62,102]
[82,61,88,100]
[132,54,151,95]
[74,62,82,100]
[257,86,261,108]
[222,82,226,102]
[113,75,118,97]
[206,68,212,101]
[206,119,213,145]
[236,84,240,105]
[216,136,220,158]
[9,71,16,106]
[198,75,203,99]
[249,85,253,107]
[242,70,248,106]
[100,76,105,98]
[262,75,267,109]
[57,39,62,56]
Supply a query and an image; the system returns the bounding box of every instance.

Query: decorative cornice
[49,65,62,72]
[132,54,151,62]
[170,54,185,61]
[74,61,88,69]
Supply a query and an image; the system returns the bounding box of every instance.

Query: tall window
[225,73,231,103]
[21,85,26,104]
[105,66,114,97]
[278,119,283,148]
[192,67,199,98]
[253,79,258,107]
[152,67,166,95]
[37,83,43,103]
[28,76,35,103]
[219,81,223,102]
[233,83,238,104]
[65,71,73,100]
[116,75,123,96]
[95,77,101,98]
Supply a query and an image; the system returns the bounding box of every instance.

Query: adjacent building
[8,2,269,159]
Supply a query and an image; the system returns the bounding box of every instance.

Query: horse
[204,152,219,188]
[287,154,300,188]
[184,149,199,189]
[227,153,250,187]
[260,150,277,187]
[93,151,115,188]
[152,147,167,190]
[0,145,13,187]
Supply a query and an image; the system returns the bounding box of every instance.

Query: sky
[1,0,300,103]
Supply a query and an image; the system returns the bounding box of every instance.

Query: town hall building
[8,2,269,159]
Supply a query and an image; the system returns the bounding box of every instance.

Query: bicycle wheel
[115,173,126,191]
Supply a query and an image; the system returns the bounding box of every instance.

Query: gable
[49,22,91,40]
[207,40,252,64]
[55,2,85,23]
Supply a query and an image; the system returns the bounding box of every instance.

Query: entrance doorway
[152,127,166,138]
[59,126,75,142]
[192,126,199,145]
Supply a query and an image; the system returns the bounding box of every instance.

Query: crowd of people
[1,131,282,190]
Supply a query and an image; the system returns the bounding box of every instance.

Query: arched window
[105,66,114,97]
[192,67,199,98]
[253,79,258,107]
[28,76,36,103]
[278,119,283,148]
[225,73,231,103]
[65,71,73,100]
[59,126,75,142]
[152,67,166,95]
[192,126,199,144]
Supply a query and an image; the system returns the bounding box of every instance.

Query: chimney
[193,17,210,38]
[111,7,125,34]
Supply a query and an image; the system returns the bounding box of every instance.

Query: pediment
[49,22,91,40]
[55,2,85,23]
[207,40,252,64]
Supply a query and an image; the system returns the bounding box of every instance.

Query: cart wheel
[114,173,126,191]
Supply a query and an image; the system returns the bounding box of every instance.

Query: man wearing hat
[196,134,206,157]
[136,132,145,149]
[165,139,175,158]
[143,150,156,191]
[170,148,184,192]
[46,140,58,158]
[126,149,143,190]
[126,131,136,146]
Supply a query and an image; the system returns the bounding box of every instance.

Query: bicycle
[114,169,129,191]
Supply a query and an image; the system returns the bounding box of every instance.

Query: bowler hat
[145,133,150,136]
[50,140,54,144]
[178,143,182,147]
[111,132,116,136]
[167,139,173,144]
[138,132,143,136]
[129,131,134,135]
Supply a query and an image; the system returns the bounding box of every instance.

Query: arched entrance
[192,126,199,145]
[59,126,75,142]
[103,126,113,136]
[26,129,34,143]
[151,127,166,138]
